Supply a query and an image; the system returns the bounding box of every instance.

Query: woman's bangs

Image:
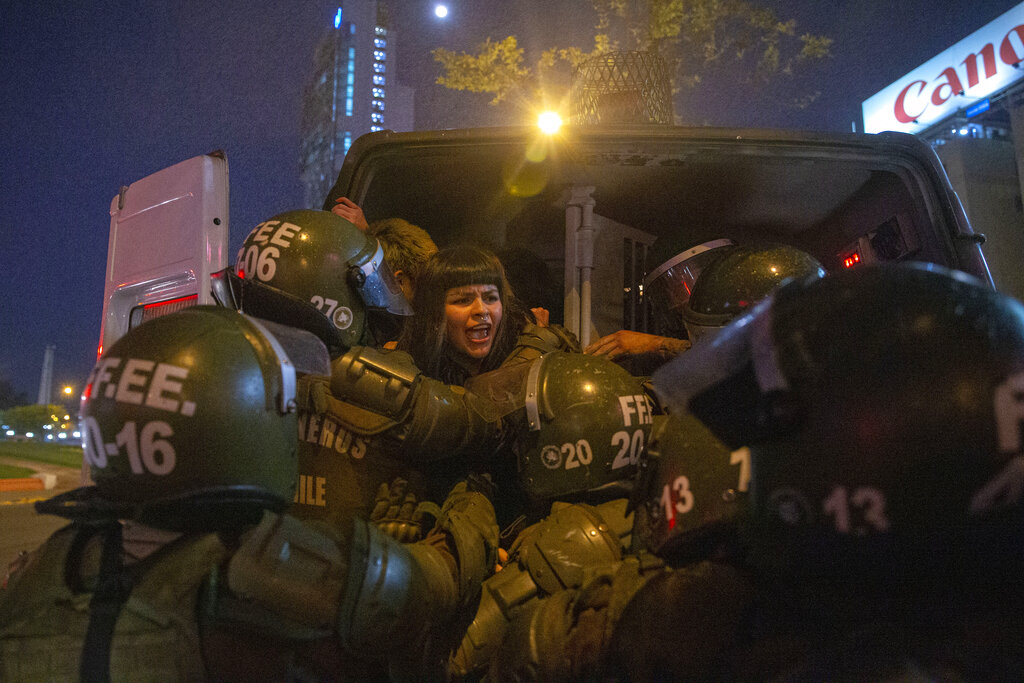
[439,260,503,294]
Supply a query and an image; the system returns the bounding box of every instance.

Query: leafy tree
[0,404,68,436]
[433,0,832,119]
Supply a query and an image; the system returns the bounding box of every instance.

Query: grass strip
[0,442,83,468]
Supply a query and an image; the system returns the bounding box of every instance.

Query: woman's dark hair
[397,245,525,384]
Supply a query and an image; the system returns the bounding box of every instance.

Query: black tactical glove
[370,477,440,543]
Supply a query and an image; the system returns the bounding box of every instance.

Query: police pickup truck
[98,124,1001,352]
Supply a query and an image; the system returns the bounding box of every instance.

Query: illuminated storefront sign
[863,3,1024,133]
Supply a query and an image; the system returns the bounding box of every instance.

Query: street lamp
[537,111,563,135]
[434,4,449,19]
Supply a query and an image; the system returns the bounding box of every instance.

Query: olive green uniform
[0,482,498,681]
[289,322,580,540]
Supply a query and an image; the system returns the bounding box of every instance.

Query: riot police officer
[449,351,656,678]
[226,210,508,540]
[490,263,1024,680]
[651,262,1024,678]
[678,241,826,343]
[230,209,576,542]
[586,240,824,372]
[0,306,499,681]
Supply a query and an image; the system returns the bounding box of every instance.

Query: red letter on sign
[894,80,927,123]
[931,67,965,105]
[962,43,997,87]
[1000,24,1024,66]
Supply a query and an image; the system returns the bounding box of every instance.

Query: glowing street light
[537,111,563,135]
[63,386,74,396]
[434,4,449,19]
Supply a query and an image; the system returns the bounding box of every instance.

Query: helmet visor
[245,316,331,414]
[248,317,332,378]
[651,294,785,419]
[354,244,413,316]
[644,239,735,337]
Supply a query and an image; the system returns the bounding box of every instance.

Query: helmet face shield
[644,239,736,337]
[244,316,332,414]
[655,264,1024,590]
[652,294,786,448]
[681,244,826,340]
[352,243,413,316]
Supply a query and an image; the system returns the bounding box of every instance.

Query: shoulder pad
[329,347,421,421]
[297,373,398,436]
[502,324,581,368]
[227,512,346,631]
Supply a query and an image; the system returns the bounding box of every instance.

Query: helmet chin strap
[78,522,128,683]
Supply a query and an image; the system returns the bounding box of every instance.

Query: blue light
[334,7,342,29]
[965,98,990,118]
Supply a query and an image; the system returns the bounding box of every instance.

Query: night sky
[1,0,1019,401]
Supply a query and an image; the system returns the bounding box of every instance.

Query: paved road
[0,457,81,575]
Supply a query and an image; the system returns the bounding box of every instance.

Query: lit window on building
[372,87,385,98]
[344,132,352,154]
[372,99,385,111]
[373,75,385,85]
[371,112,383,123]
[374,38,387,49]
[375,26,387,36]
[346,47,355,110]
[371,125,383,132]
[373,62,385,73]
[374,50,386,61]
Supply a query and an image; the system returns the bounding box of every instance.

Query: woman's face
[444,284,503,362]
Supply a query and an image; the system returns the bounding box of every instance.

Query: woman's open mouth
[466,323,492,344]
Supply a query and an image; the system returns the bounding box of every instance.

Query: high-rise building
[300,2,414,209]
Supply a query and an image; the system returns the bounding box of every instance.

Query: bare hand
[495,547,509,573]
[584,330,688,360]
[331,197,369,230]
[530,307,550,327]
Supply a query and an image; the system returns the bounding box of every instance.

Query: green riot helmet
[78,306,330,530]
[470,352,655,505]
[643,238,736,338]
[632,413,749,564]
[654,263,1024,588]
[681,243,825,344]
[236,209,411,348]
